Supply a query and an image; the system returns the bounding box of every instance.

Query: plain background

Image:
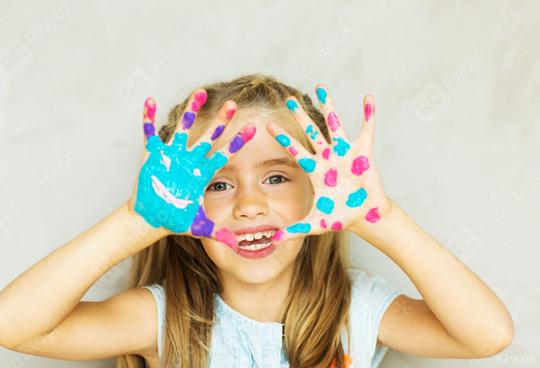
[1,0,539,367]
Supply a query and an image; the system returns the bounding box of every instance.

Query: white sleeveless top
[143,268,400,367]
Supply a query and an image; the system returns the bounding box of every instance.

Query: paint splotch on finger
[225,107,236,120]
[327,112,340,132]
[306,125,319,140]
[216,227,237,248]
[191,91,208,113]
[211,124,226,141]
[182,111,196,130]
[346,187,368,208]
[320,218,327,228]
[364,102,373,122]
[351,155,370,175]
[190,205,214,237]
[276,134,291,147]
[298,157,316,173]
[316,87,327,104]
[287,223,311,233]
[229,125,256,153]
[144,97,156,139]
[286,99,299,112]
[288,146,298,156]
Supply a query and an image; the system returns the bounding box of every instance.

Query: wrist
[351,198,399,244]
[119,201,169,245]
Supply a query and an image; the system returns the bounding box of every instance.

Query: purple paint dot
[228,134,244,153]
[191,206,215,237]
[211,124,226,141]
[182,111,196,130]
[143,122,155,137]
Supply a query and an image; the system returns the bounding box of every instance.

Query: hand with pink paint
[126,89,257,248]
[267,84,394,244]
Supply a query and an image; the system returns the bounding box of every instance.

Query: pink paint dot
[365,207,380,223]
[241,125,256,141]
[351,155,370,175]
[322,148,331,160]
[327,112,341,132]
[324,168,338,187]
[145,98,156,120]
[216,228,237,249]
[317,140,322,145]
[320,219,327,228]
[191,91,208,113]
[289,146,298,156]
[331,221,342,231]
[364,103,373,122]
[226,108,236,120]
[272,230,284,242]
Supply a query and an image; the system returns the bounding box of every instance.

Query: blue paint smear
[332,137,350,156]
[276,134,291,147]
[287,223,311,233]
[316,196,334,215]
[135,132,228,233]
[306,125,319,140]
[298,157,316,173]
[286,99,299,112]
[316,87,327,104]
[346,187,368,208]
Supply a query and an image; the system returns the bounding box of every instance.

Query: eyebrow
[221,157,299,171]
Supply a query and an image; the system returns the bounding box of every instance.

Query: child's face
[196,109,314,286]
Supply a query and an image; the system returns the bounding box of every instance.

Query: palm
[130,93,256,248]
[268,85,392,243]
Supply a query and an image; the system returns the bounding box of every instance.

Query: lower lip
[235,242,276,259]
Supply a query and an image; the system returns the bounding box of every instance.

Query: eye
[206,182,233,192]
[263,175,289,185]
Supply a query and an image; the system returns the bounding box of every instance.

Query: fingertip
[240,124,256,142]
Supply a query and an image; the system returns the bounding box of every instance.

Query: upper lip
[234,224,280,235]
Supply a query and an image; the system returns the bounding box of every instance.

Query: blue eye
[263,175,289,185]
[206,182,233,192]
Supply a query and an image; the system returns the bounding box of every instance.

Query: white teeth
[236,230,276,244]
[240,241,272,251]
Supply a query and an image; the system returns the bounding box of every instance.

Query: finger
[207,123,257,170]
[143,97,165,153]
[360,94,376,149]
[266,122,317,174]
[314,84,351,155]
[173,88,208,136]
[285,96,327,153]
[191,100,238,156]
[189,205,238,249]
[271,214,335,245]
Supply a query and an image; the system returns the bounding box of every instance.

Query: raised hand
[129,90,256,248]
[267,85,393,244]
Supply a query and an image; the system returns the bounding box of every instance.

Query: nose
[233,187,269,220]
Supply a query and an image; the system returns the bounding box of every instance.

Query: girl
[0,74,514,368]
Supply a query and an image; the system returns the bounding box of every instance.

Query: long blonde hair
[116,74,354,367]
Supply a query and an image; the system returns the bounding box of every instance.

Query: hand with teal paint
[127,90,257,248]
[267,84,394,244]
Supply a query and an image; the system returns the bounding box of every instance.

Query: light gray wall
[1,1,538,367]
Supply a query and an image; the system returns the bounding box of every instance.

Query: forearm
[353,201,514,353]
[0,202,166,347]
